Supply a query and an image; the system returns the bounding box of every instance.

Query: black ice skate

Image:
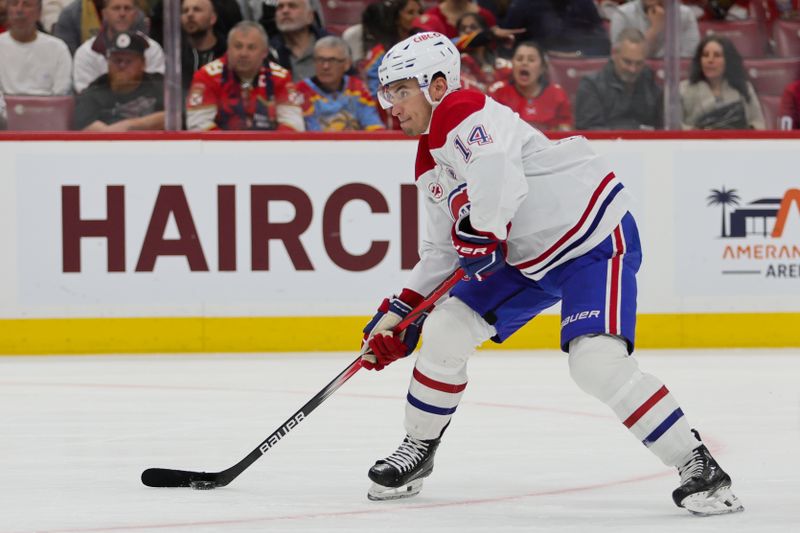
[367,435,441,501]
[672,432,744,516]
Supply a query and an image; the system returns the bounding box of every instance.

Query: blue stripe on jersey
[642,408,684,446]
[529,182,625,277]
[406,392,458,416]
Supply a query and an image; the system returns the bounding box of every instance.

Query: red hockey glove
[451,215,507,281]
[361,289,426,371]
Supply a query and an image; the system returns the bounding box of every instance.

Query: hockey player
[359,31,743,516]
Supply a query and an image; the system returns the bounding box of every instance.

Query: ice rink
[1,348,798,533]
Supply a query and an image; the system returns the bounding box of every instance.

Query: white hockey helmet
[377,32,461,109]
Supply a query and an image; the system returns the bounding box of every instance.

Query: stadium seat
[745,58,800,96]
[646,58,692,86]
[698,19,768,58]
[548,57,608,105]
[4,95,75,131]
[321,0,371,35]
[773,19,800,58]
[758,94,782,129]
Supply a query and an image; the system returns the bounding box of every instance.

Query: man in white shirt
[0,0,72,126]
[608,0,700,58]
[72,0,165,93]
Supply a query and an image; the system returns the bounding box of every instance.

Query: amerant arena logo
[709,187,800,279]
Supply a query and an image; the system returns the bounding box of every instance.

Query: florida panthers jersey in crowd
[488,80,573,131]
[406,89,632,296]
[295,75,385,131]
[186,56,304,131]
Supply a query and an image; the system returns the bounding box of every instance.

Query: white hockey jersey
[406,89,632,297]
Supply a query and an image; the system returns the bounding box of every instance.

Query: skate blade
[682,486,744,516]
[367,479,423,501]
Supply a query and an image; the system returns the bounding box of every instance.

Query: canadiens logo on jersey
[448,183,471,221]
[428,182,444,200]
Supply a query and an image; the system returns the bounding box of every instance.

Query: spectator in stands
[456,12,511,92]
[269,0,327,81]
[54,0,104,54]
[779,79,800,129]
[0,0,72,127]
[41,0,69,32]
[149,0,242,45]
[342,0,385,63]
[73,0,164,93]
[502,0,610,57]
[422,0,496,38]
[575,28,663,129]
[489,41,573,130]
[181,0,226,91]
[74,30,165,130]
[363,0,422,95]
[295,36,384,131]
[680,35,764,129]
[765,0,800,23]
[54,0,149,55]
[608,0,700,58]
[683,0,751,21]
[186,20,304,130]
[240,0,323,37]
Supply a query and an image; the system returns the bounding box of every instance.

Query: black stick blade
[141,468,219,488]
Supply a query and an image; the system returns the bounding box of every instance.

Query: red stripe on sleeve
[413,367,467,393]
[623,386,669,428]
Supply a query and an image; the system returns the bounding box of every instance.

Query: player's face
[700,40,726,83]
[313,46,350,89]
[381,79,431,136]
[511,44,543,89]
[611,40,646,84]
[104,0,137,33]
[228,28,269,79]
[181,0,216,36]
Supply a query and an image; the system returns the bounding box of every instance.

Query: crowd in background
[0,0,798,132]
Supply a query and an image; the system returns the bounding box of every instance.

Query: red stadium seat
[772,19,800,58]
[646,58,691,86]
[321,0,371,34]
[548,57,608,104]
[745,57,800,96]
[698,19,768,58]
[758,94,782,129]
[5,95,75,131]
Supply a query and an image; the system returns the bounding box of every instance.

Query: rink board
[0,132,798,353]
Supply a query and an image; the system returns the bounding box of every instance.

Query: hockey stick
[141,268,464,489]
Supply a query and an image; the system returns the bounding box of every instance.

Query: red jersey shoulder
[429,89,487,149]
[415,135,436,181]
[199,57,225,79]
[488,81,514,100]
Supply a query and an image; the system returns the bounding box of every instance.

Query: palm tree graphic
[707,187,741,238]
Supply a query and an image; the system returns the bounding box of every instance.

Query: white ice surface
[0,349,798,533]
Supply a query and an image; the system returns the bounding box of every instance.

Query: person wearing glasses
[295,36,384,131]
